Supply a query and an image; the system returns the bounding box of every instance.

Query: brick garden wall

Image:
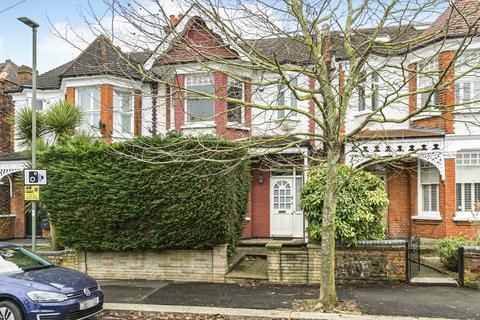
[460,247,480,289]
[0,215,15,240]
[267,241,407,284]
[40,244,229,283]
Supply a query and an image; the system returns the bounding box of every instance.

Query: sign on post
[24,186,40,201]
[24,169,47,185]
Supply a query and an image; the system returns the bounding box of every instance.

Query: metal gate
[407,236,421,280]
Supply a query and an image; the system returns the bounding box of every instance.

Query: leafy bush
[38,135,250,251]
[301,165,388,246]
[436,237,479,271]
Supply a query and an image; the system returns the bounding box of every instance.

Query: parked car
[0,242,104,320]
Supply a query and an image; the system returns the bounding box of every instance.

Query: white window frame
[356,72,380,113]
[76,87,100,132]
[416,59,440,109]
[113,89,134,136]
[227,78,245,124]
[417,160,440,218]
[455,151,480,220]
[185,74,215,124]
[276,77,299,120]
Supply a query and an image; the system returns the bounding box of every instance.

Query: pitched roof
[60,35,144,80]
[424,0,480,38]
[35,61,74,90]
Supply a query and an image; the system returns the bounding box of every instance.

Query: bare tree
[50,0,480,308]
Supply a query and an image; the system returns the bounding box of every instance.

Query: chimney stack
[17,65,33,85]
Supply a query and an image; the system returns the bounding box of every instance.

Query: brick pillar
[151,82,158,136]
[165,84,171,131]
[244,82,252,129]
[100,84,113,143]
[444,158,456,236]
[11,182,25,238]
[408,63,417,124]
[214,72,228,136]
[212,244,228,283]
[134,89,142,136]
[0,92,14,154]
[439,51,455,134]
[309,77,316,148]
[174,75,185,131]
[307,244,321,284]
[66,87,75,104]
[266,242,282,282]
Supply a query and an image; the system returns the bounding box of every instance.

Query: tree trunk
[319,148,340,309]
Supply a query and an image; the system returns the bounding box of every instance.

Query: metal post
[18,17,39,252]
[31,24,37,252]
[458,246,465,287]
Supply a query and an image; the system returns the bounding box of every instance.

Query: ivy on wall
[38,135,250,251]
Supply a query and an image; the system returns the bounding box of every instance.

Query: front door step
[410,277,458,287]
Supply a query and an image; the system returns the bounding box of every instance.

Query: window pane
[36,100,43,111]
[465,183,472,211]
[422,185,430,211]
[78,90,91,110]
[92,89,100,110]
[475,183,480,211]
[295,177,302,211]
[187,99,214,121]
[122,115,132,133]
[464,82,471,102]
[227,82,243,123]
[457,183,463,212]
[358,86,366,111]
[431,185,438,212]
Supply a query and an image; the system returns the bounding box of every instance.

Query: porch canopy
[0,152,28,197]
[345,129,447,179]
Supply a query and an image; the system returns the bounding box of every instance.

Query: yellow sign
[24,186,40,201]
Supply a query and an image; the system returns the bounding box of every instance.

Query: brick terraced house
[1,0,480,241]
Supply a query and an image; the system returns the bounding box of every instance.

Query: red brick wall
[165,84,171,131]
[214,72,228,136]
[151,82,158,135]
[65,87,75,104]
[408,63,417,120]
[11,182,24,238]
[387,165,411,238]
[0,216,15,240]
[439,51,455,134]
[412,116,445,129]
[0,91,14,155]
[250,169,270,237]
[134,89,142,136]
[244,82,252,129]
[100,84,113,143]
[174,74,185,131]
[0,179,10,216]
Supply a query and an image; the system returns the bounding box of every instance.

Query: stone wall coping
[0,214,16,218]
[38,249,76,256]
[266,243,283,249]
[462,246,480,252]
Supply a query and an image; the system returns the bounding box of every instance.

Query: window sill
[226,123,251,131]
[453,107,480,115]
[411,112,442,121]
[182,122,216,130]
[453,216,480,222]
[411,215,442,221]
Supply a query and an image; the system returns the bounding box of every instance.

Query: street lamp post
[18,16,39,251]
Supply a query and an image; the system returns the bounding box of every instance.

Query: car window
[0,247,52,275]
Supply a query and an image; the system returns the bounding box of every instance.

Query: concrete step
[410,276,458,287]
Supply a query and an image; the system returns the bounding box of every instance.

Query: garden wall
[266,240,407,284]
[40,244,229,283]
[459,246,480,289]
[0,214,15,240]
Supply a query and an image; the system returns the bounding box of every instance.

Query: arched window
[273,180,292,210]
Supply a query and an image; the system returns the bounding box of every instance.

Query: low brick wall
[460,246,480,289]
[39,244,229,283]
[0,214,15,240]
[267,240,407,284]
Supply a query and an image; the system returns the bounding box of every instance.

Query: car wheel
[0,301,23,320]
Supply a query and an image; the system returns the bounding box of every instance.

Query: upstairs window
[227,79,244,123]
[77,87,100,131]
[35,99,43,111]
[113,90,133,135]
[185,75,214,122]
[455,80,480,109]
[417,59,440,109]
[357,72,379,112]
[276,77,298,119]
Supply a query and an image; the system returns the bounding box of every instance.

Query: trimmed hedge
[38,135,250,251]
[301,165,388,246]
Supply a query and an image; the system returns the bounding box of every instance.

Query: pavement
[99,281,480,319]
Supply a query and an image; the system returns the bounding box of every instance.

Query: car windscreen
[0,247,53,275]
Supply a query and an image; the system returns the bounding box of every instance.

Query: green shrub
[301,165,388,246]
[436,237,478,271]
[38,135,250,251]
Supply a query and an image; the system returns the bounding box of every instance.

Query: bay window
[113,90,133,135]
[455,51,480,110]
[185,75,214,122]
[419,160,440,216]
[227,79,244,123]
[276,77,299,119]
[77,87,100,131]
[357,72,379,112]
[456,152,480,218]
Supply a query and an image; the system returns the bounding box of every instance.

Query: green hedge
[301,165,388,246]
[38,135,250,251]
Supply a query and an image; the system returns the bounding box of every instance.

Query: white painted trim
[411,215,442,221]
[453,216,480,222]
